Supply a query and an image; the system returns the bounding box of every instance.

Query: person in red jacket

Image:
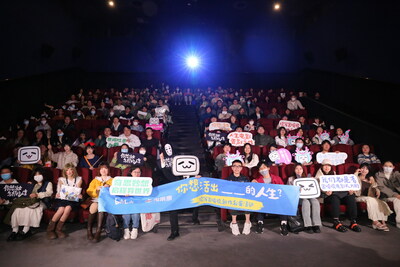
[251,160,289,236]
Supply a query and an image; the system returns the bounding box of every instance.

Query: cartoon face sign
[224,151,244,166]
[18,146,40,164]
[320,131,330,141]
[172,155,200,176]
[164,144,173,157]
[268,150,280,162]
[293,178,320,199]
[293,147,313,164]
[269,148,292,164]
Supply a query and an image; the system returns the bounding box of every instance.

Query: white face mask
[34,175,43,183]
[139,150,146,155]
[133,122,139,126]
[291,97,296,101]
[77,112,82,116]
[249,121,254,125]
[41,120,47,125]
[24,120,29,125]
[91,110,96,115]
[383,167,393,174]
[164,144,173,156]
[109,112,114,117]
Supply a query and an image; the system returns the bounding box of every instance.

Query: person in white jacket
[287,95,305,111]
[119,126,141,149]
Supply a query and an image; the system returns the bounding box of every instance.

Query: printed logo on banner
[117,152,144,166]
[106,137,128,148]
[18,146,41,164]
[0,184,34,200]
[269,148,292,164]
[209,122,232,132]
[224,151,244,166]
[110,177,153,196]
[293,178,320,199]
[206,132,228,142]
[293,147,313,164]
[316,152,348,166]
[145,123,163,131]
[60,185,82,202]
[319,174,361,192]
[172,155,200,176]
[277,120,301,131]
[227,132,255,147]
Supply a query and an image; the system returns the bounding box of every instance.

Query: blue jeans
[122,214,140,229]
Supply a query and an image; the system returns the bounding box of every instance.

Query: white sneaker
[242,222,251,235]
[230,223,240,236]
[123,228,130,240]
[130,228,138,239]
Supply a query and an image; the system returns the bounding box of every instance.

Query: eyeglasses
[232,165,242,168]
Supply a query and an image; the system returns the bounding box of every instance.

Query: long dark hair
[292,163,307,178]
[243,143,253,163]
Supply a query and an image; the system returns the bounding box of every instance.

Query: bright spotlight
[186,56,200,69]
[108,1,115,7]
[274,3,281,10]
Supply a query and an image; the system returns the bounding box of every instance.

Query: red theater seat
[13,167,32,184]
[336,163,359,175]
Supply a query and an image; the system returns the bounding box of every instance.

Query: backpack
[105,214,124,241]
[287,213,304,233]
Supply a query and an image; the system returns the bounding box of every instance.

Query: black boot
[87,213,96,240]
[93,212,104,243]
[167,231,180,241]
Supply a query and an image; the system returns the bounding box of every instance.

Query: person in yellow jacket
[86,162,113,242]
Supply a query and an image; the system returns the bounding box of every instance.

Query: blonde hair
[62,163,78,178]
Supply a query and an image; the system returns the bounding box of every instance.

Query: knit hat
[321,159,332,165]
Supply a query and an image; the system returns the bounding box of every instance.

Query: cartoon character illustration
[293,178,321,199]
[172,155,200,176]
[18,146,41,164]
[287,134,303,146]
[293,147,313,164]
[320,131,331,141]
[268,148,292,164]
[338,129,351,144]
[224,151,244,166]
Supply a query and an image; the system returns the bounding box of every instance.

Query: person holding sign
[110,144,132,170]
[121,167,142,240]
[47,164,82,240]
[86,163,113,242]
[226,160,252,236]
[252,161,289,236]
[355,163,392,231]
[0,167,18,207]
[8,168,53,241]
[287,164,321,234]
[375,161,400,229]
[315,159,361,233]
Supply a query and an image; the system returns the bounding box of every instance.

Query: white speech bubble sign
[319,174,361,192]
[172,155,200,176]
[316,152,348,166]
[293,178,321,199]
[18,146,41,164]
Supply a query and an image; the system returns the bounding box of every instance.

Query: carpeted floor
[1,213,399,267]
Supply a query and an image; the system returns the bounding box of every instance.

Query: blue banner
[98,177,300,216]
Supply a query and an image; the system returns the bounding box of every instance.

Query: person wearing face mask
[252,161,289,236]
[138,146,156,171]
[6,168,53,241]
[85,108,98,120]
[287,164,321,234]
[130,118,144,132]
[218,106,232,120]
[0,167,18,207]
[290,138,312,165]
[34,116,52,132]
[287,95,305,111]
[375,161,400,228]
[51,128,70,149]
[110,144,131,170]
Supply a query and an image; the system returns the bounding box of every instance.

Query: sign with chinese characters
[319,175,361,192]
[0,184,34,200]
[172,155,200,176]
[110,177,153,196]
[293,178,320,199]
[98,177,300,216]
[316,152,348,166]
[18,146,40,164]
[209,122,232,132]
[145,123,163,131]
[117,152,144,166]
[277,120,301,131]
[59,185,82,202]
[206,132,228,142]
[106,137,127,148]
[227,132,255,147]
